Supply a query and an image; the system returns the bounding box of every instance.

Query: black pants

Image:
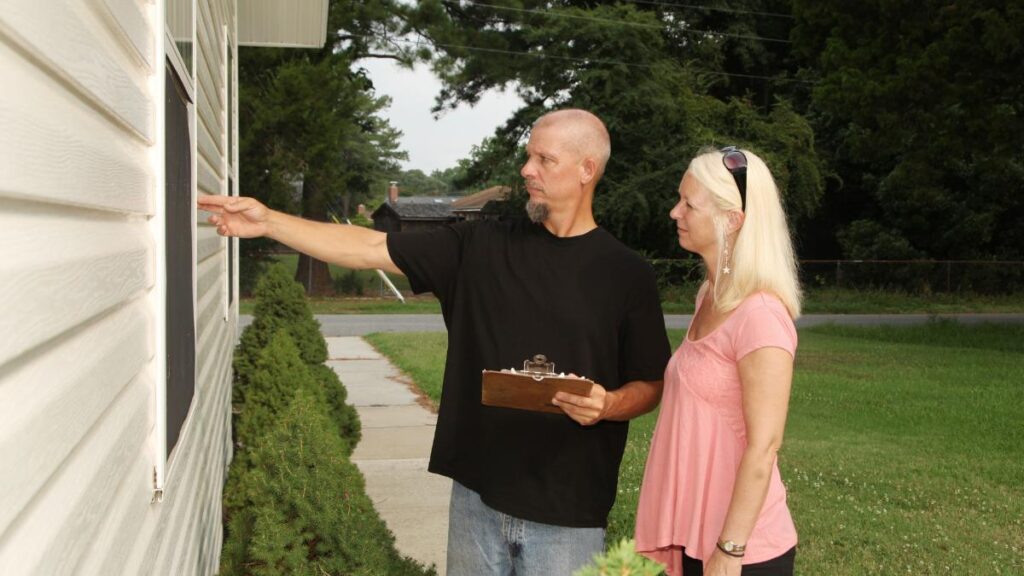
[681,546,796,576]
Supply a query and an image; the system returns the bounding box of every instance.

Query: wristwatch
[717,540,746,556]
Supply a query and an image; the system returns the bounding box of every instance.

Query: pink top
[634,289,798,574]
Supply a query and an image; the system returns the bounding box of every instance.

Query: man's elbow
[645,380,665,408]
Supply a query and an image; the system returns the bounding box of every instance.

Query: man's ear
[579,157,597,185]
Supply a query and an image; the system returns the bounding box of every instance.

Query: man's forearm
[603,380,663,421]
[265,210,400,274]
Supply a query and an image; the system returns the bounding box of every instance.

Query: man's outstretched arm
[197,194,401,275]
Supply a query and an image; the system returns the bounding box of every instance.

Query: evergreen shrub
[235,264,327,394]
[233,263,359,447]
[221,388,434,576]
[234,330,327,454]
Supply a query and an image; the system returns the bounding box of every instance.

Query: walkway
[325,337,450,575]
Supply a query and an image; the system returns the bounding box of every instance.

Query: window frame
[224,24,237,314]
[154,22,198,497]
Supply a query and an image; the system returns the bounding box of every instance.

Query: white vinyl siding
[0,0,236,575]
[238,0,328,48]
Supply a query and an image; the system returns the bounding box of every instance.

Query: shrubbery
[233,264,359,450]
[221,265,431,575]
[574,539,665,576]
[222,389,431,575]
[234,264,329,390]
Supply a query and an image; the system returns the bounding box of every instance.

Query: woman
[635,147,801,575]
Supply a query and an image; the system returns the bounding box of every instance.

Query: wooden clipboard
[481,355,594,414]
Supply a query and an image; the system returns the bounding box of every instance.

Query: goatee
[525,200,549,223]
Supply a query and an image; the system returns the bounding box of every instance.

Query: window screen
[165,63,196,457]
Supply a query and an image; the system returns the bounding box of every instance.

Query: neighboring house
[371,196,460,233]
[451,185,511,221]
[371,185,514,232]
[0,1,328,575]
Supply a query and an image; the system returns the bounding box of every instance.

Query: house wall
[0,0,236,574]
[372,208,403,233]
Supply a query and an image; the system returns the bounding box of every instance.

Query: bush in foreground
[574,539,665,576]
[221,388,434,576]
[234,263,359,449]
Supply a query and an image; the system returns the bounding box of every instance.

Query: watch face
[723,542,736,551]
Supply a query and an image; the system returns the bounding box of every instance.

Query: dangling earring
[722,240,732,275]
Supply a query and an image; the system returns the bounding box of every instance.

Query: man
[200,109,671,575]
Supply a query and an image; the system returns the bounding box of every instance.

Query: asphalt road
[239,312,1024,337]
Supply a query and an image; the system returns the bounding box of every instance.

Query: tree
[239,0,411,295]
[789,0,1024,260]
[371,168,453,198]
[409,1,825,256]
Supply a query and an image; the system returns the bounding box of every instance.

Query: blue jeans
[447,481,605,576]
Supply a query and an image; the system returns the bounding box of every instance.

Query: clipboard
[481,355,594,414]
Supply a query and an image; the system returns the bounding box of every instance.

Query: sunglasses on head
[720,146,747,211]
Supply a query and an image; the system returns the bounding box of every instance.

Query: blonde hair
[688,147,802,319]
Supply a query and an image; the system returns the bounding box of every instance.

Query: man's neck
[542,193,598,238]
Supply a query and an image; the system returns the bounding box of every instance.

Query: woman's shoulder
[739,291,789,312]
[721,291,798,358]
[734,291,796,331]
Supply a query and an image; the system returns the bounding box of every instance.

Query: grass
[364,332,447,410]
[244,255,1024,315]
[365,322,1024,575]
[240,296,441,315]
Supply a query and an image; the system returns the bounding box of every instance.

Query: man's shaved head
[531,109,611,180]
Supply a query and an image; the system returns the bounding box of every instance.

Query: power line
[456,1,792,44]
[627,0,796,20]
[358,32,815,84]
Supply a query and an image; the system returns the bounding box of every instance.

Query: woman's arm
[705,346,794,575]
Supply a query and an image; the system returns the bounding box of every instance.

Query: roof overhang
[238,0,329,49]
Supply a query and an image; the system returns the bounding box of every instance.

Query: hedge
[221,388,432,575]
[234,264,359,451]
[221,266,430,574]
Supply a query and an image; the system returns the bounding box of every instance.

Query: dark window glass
[165,63,196,457]
[228,179,234,305]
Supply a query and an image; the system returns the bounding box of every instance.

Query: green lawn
[243,287,1024,316]
[365,322,1024,575]
[244,256,1024,315]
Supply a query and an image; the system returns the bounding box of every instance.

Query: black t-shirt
[387,218,671,527]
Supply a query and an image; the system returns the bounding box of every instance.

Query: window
[156,5,197,493]
[227,31,236,306]
[164,63,196,459]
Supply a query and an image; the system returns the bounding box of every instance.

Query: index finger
[197,194,232,211]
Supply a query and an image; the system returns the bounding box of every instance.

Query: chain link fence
[650,259,1024,295]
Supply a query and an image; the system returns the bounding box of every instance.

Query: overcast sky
[359,59,523,174]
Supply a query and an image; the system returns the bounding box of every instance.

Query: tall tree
[409,1,824,257]
[790,0,1024,260]
[239,0,410,295]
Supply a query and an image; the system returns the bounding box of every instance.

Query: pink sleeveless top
[634,290,798,574]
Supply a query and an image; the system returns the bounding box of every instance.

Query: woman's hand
[703,548,742,576]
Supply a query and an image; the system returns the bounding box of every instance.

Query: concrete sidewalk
[326,337,450,575]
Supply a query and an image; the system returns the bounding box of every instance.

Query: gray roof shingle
[377,197,458,220]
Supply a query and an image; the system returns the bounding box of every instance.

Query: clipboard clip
[523,354,555,381]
